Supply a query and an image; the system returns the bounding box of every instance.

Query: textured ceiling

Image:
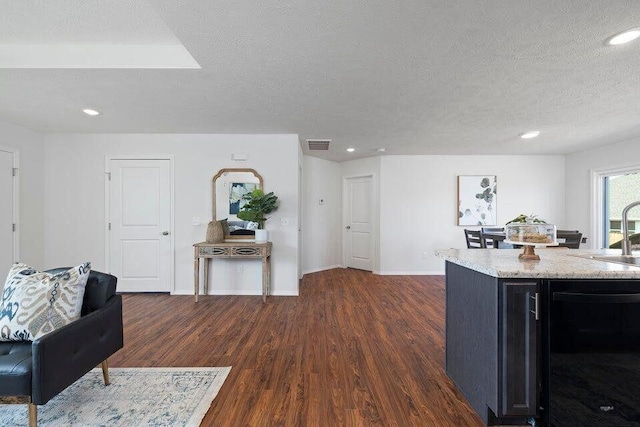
[0,0,639,161]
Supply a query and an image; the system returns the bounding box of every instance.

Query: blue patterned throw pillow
[0,262,91,341]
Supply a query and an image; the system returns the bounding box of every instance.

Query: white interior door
[0,150,14,280]
[344,176,373,271]
[109,159,171,292]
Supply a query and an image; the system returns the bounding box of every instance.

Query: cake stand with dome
[504,223,558,260]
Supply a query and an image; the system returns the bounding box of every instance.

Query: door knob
[162,231,170,236]
[346,225,351,230]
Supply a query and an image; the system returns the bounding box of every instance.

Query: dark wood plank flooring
[109,268,483,426]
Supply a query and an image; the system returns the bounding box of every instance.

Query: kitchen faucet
[621,200,640,255]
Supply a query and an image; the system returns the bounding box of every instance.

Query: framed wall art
[229,182,258,214]
[457,175,497,226]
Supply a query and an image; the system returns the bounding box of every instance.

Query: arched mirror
[212,168,263,240]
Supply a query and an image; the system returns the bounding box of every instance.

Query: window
[602,172,640,248]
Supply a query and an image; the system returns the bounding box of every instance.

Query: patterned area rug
[0,367,231,427]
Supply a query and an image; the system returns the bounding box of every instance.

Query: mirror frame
[212,168,264,240]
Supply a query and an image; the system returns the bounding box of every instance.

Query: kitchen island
[436,248,640,426]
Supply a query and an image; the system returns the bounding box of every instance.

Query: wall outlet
[422,252,429,259]
[280,218,289,226]
[236,265,244,273]
[192,217,201,226]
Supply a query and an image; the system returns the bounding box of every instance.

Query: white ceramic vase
[255,229,268,243]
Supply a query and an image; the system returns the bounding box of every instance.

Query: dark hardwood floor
[109,268,483,427]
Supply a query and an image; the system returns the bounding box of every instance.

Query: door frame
[298,161,303,280]
[104,155,175,293]
[342,173,378,273]
[0,146,19,263]
[590,163,640,249]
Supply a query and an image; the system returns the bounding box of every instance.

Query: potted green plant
[506,214,547,224]
[237,188,279,242]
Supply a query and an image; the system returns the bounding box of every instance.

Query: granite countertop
[435,248,640,279]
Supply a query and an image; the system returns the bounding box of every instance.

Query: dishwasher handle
[553,292,640,304]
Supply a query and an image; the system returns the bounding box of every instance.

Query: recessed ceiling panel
[0,0,200,68]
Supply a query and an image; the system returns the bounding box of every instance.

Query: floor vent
[306,139,331,150]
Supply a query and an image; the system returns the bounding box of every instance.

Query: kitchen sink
[590,255,640,266]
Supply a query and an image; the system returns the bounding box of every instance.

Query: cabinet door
[501,282,538,416]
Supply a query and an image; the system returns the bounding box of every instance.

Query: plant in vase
[506,213,547,224]
[237,189,279,243]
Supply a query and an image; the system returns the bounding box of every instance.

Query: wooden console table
[193,241,272,303]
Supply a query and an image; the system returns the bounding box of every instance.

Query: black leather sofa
[0,269,123,426]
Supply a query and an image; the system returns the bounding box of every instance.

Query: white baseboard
[301,268,445,276]
[171,289,258,296]
[302,264,343,275]
[171,289,300,297]
[376,270,445,276]
[272,290,299,296]
[171,289,298,296]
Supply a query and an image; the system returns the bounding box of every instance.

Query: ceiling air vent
[307,139,331,151]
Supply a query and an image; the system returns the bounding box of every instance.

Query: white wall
[379,155,566,274]
[43,134,300,296]
[565,137,640,248]
[5,114,614,286]
[302,155,342,273]
[0,120,44,269]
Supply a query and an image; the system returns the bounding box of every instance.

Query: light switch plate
[192,217,201,226]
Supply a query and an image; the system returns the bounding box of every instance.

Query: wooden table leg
[262,255,268,303]
[268,256,271,299]
[194,251,200,303]
[203,258,209,297]
[28,403,37,427]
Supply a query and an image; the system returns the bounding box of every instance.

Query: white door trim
[104,155,175,293]
[590,163,640,249]
[298,161,303,280]
[0,146,19,263]
[342,173,378,272]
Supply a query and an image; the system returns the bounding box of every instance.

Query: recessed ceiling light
[346,148,355,152]
[519,131,540,139]
[82,108,100,116]
[377,148,386,152]
[606,28,640,46]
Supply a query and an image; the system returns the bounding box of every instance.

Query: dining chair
[464,229,486,248]
[481,227,504,248]
[556,230,587,243]
[556,230,583,249]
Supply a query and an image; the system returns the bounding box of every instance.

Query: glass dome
[505,223,557,245]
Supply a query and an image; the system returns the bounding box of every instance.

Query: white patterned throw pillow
[0,262,91,341]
